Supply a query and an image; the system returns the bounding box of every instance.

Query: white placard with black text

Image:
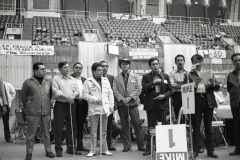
[156,125,188,160]
[181,82,195,114]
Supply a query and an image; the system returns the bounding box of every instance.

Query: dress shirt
[169,68,187,92]
[52,74,79,102]
[195,69,206,93]
[152,72,161,93]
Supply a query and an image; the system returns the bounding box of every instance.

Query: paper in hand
[199,70,212,84]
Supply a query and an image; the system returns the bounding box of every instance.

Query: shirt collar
[30,75,48,81]
[174,68,187,73]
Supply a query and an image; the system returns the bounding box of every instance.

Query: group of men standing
[1,53,240,160]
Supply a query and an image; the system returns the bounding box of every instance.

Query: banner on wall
[0,44,55,55]
[129,48,158,59]
[197,49,226,59]
[111,13,153,21]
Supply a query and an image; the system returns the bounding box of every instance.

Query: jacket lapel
[148,72,154,83]
[118,73,126,92]
[90,77,101,90]
[127,73,133,87]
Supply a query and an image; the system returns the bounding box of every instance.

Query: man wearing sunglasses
[71,62,89,152]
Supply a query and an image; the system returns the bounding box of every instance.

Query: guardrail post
[84,0,90,19]
[105,0,112,19]
[16,0,20,15]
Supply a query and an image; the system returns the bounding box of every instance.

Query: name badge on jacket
[164,80,168,84]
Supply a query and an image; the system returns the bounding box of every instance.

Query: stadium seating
[219,25,240,44]
[98,19,166,48]
[0,15,24,30]
[32,16,94,46]
[163,22,226,49]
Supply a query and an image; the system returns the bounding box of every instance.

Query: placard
[156,125,188,160]
[198,49,208,56]
[208,49,226,59]
[0,44,55,55]
[129,48,158,57]
[111,13,153,21]
[181,82,195,114]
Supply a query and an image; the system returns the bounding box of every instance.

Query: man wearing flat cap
[113,58,145,152]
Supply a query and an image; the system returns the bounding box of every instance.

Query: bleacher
[98,19,167,48]
[163,22,226,49]
[0,15,24,30]
[219,25,240,44]
[31,16,94,46]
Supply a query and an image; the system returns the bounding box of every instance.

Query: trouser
[26,115,51,153]
[112,119,122,139]
[89,114,108,153]
[75,99,88,149]
[231,107,240,152]
[172,92,185,123]
[191,93,214,153]
[2,108,11,141]
[117,105,144,149]
[146,100,167,151]
[54,101,76,154]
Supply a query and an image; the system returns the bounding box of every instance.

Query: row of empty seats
[0,15,24,30]
[32,16,94,46]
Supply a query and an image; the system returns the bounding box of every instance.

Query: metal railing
[31,9,90,19]
[215,18,233,24]
[153,15,210,24]
[97,12,152,20]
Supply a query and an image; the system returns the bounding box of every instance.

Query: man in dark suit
[71,62,89,152]
[188,54,219,158]
[227,53,240,156]
[99,61,116,151]
[141,57,172,156]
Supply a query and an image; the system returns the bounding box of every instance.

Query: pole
[69,102,75,157]
[127,104,132,152]
[169,98,172,125]
[189,115,194,160]
[100,103,102,159]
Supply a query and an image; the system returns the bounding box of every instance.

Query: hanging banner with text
[156,124,188,160]
[129,48,158,59]
[0,44,55,55]
[197,49,226,59]
[181,82,195,114]
[111,13,153,21]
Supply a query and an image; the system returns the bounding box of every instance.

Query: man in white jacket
[82,63,114,157]
[0,81,16,143]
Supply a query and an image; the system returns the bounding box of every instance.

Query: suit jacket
[141,71,172,111]
[113,72,141,107]
[106,74,114,89]
[188,69,219,108]
[0,76,7,107]
[227,69,240,108]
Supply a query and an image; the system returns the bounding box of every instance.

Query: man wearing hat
[113,58,145,152]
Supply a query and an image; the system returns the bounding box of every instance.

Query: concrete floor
[0,116,240,160]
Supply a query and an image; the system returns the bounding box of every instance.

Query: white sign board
[181,82,195,114]
[156,125,188,160]
[0,44,55,55]
[208,49,226,59]
[198,49,209,56]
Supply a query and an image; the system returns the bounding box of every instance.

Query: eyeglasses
[39,68,46,71]
[102,65,109,68]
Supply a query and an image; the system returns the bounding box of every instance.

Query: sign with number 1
[181,82,195,114]
[156,125,188,160]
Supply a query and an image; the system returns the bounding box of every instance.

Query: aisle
[0,116,239,160]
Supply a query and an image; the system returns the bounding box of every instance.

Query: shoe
[143,150,151,156]
[102,151,113,156]
[207,151,218,158]
[198,148,204,153]
[122,148,130,152]
[86,152,96,157]
[229,151,240,156]
[6,139,13,143]
[193,152,198,158]
[138,147,146,151]
[46,152,55,158]
[25,153,32,160]
[77,146,89,152]
[56,152,62,157]
[108,146,116,151]
[66,150,82,155]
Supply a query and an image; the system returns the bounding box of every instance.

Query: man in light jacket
[82,62,114,157]
[0,75,8,118]
[0,81,16,143]
[113,58,145,152]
